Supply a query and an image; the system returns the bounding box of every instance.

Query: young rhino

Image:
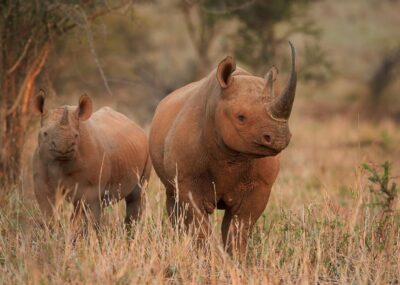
[149,43,297,255]
[32,92,151,227]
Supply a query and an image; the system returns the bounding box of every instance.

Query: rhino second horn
[60,107,69,125]
[270,42,297,120]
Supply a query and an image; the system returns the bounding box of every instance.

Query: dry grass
[1,103,400,284]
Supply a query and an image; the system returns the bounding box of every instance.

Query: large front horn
[269,42,297,120]
[60,107,69,125]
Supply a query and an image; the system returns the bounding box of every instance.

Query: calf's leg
[72,199,102,236]
[33,176,56,224]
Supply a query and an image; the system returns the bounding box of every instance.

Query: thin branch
[181,2,200,53]
[77,5,114,96]
[60,2,130,34]
[200,0,257,15]
[180,1,215,59]
[6,37,33,75]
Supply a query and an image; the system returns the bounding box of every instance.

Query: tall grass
[1,105,399,284]
[0,161,398,284]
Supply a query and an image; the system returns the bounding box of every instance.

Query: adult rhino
[149,42,297,255]
[32,92,151,228]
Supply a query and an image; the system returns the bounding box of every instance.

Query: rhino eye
[237,114,246,122]
[43,131,48,137]
[74,134,78,138]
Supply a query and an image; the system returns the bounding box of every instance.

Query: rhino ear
[76,94,93,121]
[264,65,279,99]
[217,56,236,88]
[32,89,47,115]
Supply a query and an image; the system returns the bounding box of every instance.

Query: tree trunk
[0,42,50,183]
[369,48,400,102]
[180,1,215,79]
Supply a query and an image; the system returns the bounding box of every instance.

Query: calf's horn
[60,107,69,125]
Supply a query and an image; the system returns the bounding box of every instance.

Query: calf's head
[215,42,297,157]
[33,91,93,161]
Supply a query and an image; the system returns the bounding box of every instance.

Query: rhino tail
[139,154,151,189]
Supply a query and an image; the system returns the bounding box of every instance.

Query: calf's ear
[76,94,93,121]
[217,56,236,88]
[32,89,47,115]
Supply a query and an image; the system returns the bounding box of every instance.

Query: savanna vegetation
[0,0,399,284]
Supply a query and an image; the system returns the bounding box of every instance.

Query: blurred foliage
[302,42,333,83]
[228,0,317,67]
[175,0,227,77]
[48,0,400,110]
[183,0,333,82]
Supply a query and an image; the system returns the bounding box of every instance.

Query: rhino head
[214,42,297,157]
[33,91,93,161]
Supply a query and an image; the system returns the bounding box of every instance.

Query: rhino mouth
[51,149,75,161]
[55,156,74,161]
[218,137,280,158]
[232,143,281,159]
[253,142,280,156]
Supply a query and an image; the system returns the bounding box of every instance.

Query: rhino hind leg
[124,184,143,226]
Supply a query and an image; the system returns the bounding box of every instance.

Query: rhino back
[149,77,215,183]
[86,107,148,185]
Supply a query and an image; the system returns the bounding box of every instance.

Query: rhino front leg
[221,184,271,258]
[72,199,102,236]
[166,181,211,247]
[34,189,55,221]
[33,175,56,225]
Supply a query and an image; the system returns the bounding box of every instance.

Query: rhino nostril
[263,134,272,144]
[51,141,56,148]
